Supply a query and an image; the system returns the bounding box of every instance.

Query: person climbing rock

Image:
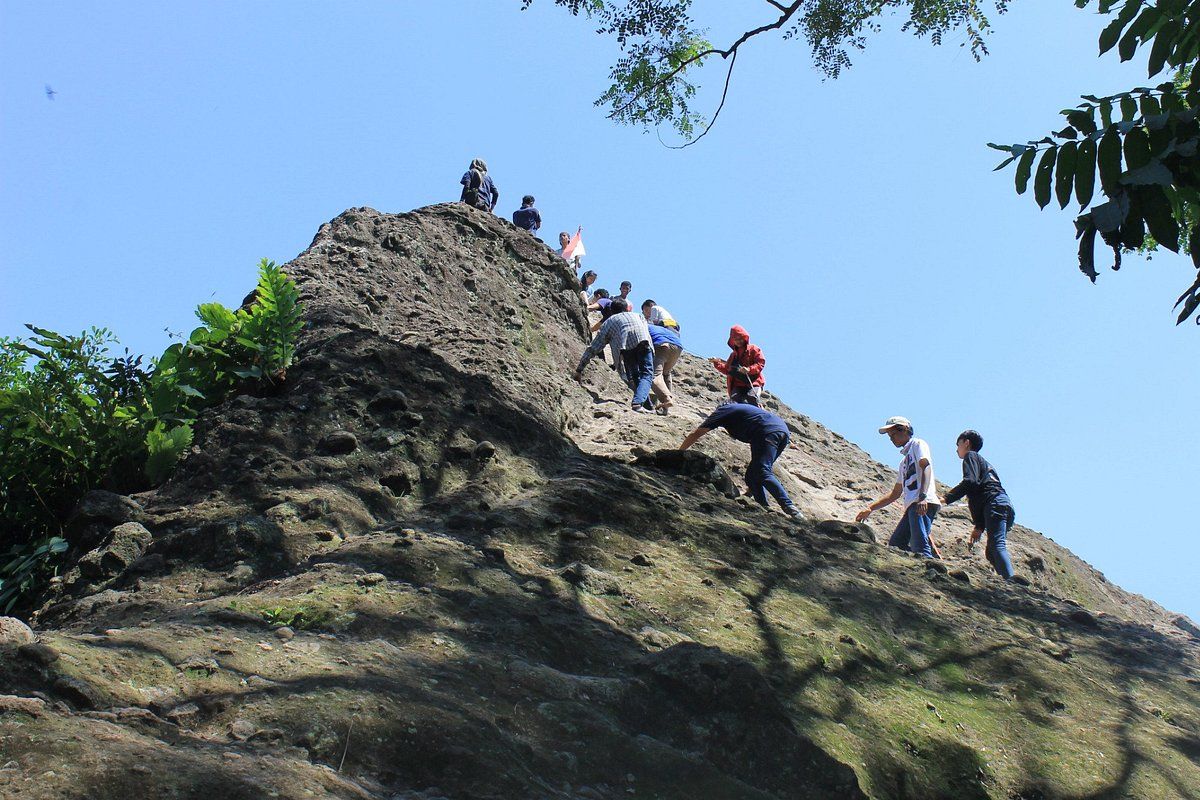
[574,298,654,413]
[512,195,541,235]
[678,403,805,520]
[460,159,499,212]
[617,281,633,306]
[579,270,598,304]
[641,299,679,331]
[856,416,942,559]
[648,323,683,415]
[710,325,765,406]
[943,429,1018,580]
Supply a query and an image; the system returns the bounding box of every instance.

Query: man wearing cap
[855,416,941,559]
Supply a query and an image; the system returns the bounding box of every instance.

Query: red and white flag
[562,226,586,263]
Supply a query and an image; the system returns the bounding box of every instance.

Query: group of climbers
[855,418,1019,580]
[457,159,1019,581]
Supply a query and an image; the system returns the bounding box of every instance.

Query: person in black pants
[943,429,1018,580]
[678,403,804,520]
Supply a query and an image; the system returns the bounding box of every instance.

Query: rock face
[2,204,1198,800]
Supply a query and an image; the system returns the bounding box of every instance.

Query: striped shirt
[577,312,651,372]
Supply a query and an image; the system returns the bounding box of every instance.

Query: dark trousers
[747,430,796,512]
[619,343,655,407]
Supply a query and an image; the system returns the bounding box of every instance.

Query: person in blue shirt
[512,195,541,235]
[678,403,804,520]
[648,324,682,415]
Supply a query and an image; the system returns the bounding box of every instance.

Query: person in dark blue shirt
[512,195,541,235]
[678,403,804,520]
[460,158,499,212]
[943,429,1018,580]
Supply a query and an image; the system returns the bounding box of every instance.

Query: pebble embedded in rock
[273,626,295,642]
[630,554,654,567]
[473,440,496,460]
[229,719,256,740]
[359,572,388,586]
[317,430,358,455]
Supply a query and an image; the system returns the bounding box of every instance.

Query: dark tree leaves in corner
[523,0,1200,326]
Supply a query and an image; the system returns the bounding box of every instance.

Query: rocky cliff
[1,204,1198,800]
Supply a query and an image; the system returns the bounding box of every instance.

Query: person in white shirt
[855,416,941,559]
[640,299,679,331]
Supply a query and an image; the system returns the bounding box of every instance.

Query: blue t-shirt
[512,206,541,232]
[701,403,788,444]
[648,324,682,349]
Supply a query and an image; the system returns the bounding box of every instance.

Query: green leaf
[196,302,238,333]
[1121,160,1173,186]
[1147,19,1180,77]
[1098,128,1124,193]
[1135,185,1180,251]
[1123,126,1152,169]
[1035,147,1058,210]
[1120,95,1139,121]
[1099,0,1144,55]
[145,421,194,484]
[1100,99,1114,128]
[1056,141,1080,209]
[1015,148,1037,195]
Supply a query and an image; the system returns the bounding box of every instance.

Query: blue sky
[2,1,1197,620]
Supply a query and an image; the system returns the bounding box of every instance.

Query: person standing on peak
[678,403,805,520]
[641,299,679,332]
[648,323,683,415]
[710,326,765,406]
[856,416,942,559]
[460,159,499,212]
[574,298,654,413]
[943,429,1018,580]
[512,195,541,235]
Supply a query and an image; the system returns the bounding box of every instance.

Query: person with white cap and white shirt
[855,416,941,559]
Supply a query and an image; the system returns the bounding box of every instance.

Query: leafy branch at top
[991,0,1200,325]
[523,1,1009,143]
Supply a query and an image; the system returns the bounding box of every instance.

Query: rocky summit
[2,203,1198,800]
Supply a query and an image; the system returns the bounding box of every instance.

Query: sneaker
[630,405,648,414]
[785,507,806,522]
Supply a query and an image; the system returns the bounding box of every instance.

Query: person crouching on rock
[677,403,805,520]
[856,416,942,559]
[648,323,682,415]
[710,325,765,406]
[512,195,541,236]
[943,429,1018,580]
[574,299,655,413]
[641,299,680,332]
[460,158,499,212]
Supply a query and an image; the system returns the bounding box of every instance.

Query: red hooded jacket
[713,325,765,395]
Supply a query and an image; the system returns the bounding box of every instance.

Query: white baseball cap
[878,416,912,434]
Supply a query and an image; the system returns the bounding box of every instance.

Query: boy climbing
[856,416,942,559]
[943,429,1019,580]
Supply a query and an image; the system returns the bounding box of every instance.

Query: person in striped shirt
[573,299,655,413]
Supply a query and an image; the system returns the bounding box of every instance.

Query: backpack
[462,169,484,206]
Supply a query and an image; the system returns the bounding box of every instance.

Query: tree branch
[606,0,803,121]
[664,49,739,149]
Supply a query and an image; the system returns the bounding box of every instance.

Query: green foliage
[0,258,304,613]
[523,1,1008,141]
[144,422,194,485]
[992,3,1200,324]
[0,537,68,613]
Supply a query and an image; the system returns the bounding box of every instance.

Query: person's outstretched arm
[943,452,985,506]
[678,426,712,451]
[856,482,901,522]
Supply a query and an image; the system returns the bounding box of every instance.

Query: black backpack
[462,169,484,206]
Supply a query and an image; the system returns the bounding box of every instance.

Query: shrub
[0,258,304,613]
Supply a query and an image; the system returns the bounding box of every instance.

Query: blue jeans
[620,345,655,408]
[747,430,796,512]
[985,504,1016,579]
[888,504,938,559]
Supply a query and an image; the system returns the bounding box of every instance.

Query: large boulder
[0,617,35,648]
[77,522,153,580]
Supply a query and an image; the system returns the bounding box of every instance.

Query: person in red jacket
[709,325,765,405]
